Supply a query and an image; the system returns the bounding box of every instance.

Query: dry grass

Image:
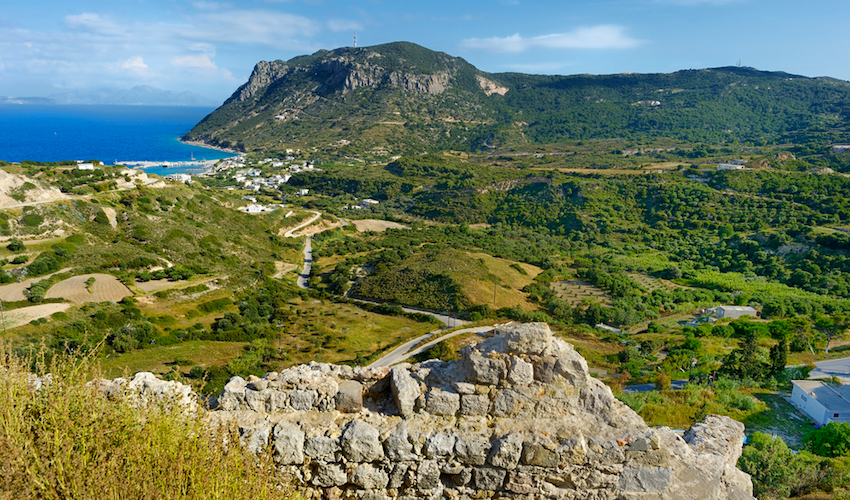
[0,346,296,500]
[1,303,73,330]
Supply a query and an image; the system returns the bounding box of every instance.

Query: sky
[1,0,848,104]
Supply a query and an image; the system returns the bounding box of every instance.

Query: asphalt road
[809,356,850,381]
[367,325,494,368]
[296,235,312,289]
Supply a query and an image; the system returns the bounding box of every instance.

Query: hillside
[183,42,850,156]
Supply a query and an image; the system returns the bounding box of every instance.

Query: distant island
[0,85,218,106]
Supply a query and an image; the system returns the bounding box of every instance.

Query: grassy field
[745,392,815,449]
[275,298,436,366]
[99,340,249,378]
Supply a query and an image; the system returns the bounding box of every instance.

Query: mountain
[183,41,850,155]
[0,96,57,105]
[47,85,218,106]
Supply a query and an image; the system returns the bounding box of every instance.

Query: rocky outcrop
[229,60,291,103]
[476,75,509,96]
[211,322,753,499]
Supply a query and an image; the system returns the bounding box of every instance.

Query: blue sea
[0,105,234,174]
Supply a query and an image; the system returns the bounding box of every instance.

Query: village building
[791,380,850,425]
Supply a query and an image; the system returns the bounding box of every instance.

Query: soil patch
[135,279,189,293]
[352,219,410,232]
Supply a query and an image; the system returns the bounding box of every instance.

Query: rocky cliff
[107,322,754,500]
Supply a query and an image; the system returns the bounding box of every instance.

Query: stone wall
[117,322,755,500]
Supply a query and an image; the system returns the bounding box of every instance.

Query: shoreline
[178,138,243,156]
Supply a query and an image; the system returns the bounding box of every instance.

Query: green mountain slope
[183,42,850,155]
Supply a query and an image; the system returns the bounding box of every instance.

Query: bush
[6,239,25,252]
[10,255,28,265]
[806,422,850,458]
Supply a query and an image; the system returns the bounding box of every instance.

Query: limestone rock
[425,388,460,416]
[335,380,363,413]
[488,433,523,470]
[390,366,419,418]
[350,464,389,490]
[342,420,384,462]
[507,356,534,386]
[273,422,305,465]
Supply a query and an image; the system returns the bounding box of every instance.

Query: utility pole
[0,299,5,334]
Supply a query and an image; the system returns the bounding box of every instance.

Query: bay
[0,105,233,173]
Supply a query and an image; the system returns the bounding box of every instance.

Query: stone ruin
[115,322,755,499]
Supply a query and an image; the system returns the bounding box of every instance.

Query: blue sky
[2,0,848,103]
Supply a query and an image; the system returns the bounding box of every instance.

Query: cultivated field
[550,279,611,307]
[0,268,73,302]
[352,219,410,233]
[45,273,133,303]
[627,273,695,292]
[1,303,73,330]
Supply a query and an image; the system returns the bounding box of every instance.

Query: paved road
[297,235,312,289]
[809,356,850,381]
[367,325,494,368]
[348,296,466,329]
[283,211,322,238]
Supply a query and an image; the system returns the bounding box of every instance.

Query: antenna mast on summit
[354,33,357,48]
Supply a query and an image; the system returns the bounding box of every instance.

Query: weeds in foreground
[0,345,295,500]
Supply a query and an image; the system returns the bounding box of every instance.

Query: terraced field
[628,273,696,292]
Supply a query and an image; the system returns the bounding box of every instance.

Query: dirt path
[0,268,74,302]
[1,303,73,330]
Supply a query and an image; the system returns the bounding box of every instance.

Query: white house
[243,204,267,213]
[77,163,95,170]
[297,189,309,196]
[716,305,758,319]
[717,164,746,171]
[164,173,191,183]
[791,380,850,425]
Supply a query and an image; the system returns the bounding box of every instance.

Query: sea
[0,105,234,176]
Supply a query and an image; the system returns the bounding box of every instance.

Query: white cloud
[172,54,217,69]
[64,13,123,36]
[191,9,317,46]
[122,56,148,70]
[327,18,363,32]
[461,25,642,53]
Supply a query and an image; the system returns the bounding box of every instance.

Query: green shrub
[10,255,28,265]
[6,239,24,252]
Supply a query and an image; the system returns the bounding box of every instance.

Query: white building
[791,380,850,425]
[77,163,95,170]
[297,189,309,196]
[164,173,191,183]
[716,305,758,319]
[717,164,746,171]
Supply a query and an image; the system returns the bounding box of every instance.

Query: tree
[814,314,850,354]
[769,337,788,376]
[806,422,850,458]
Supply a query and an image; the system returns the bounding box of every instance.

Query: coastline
[179,138,243,156]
